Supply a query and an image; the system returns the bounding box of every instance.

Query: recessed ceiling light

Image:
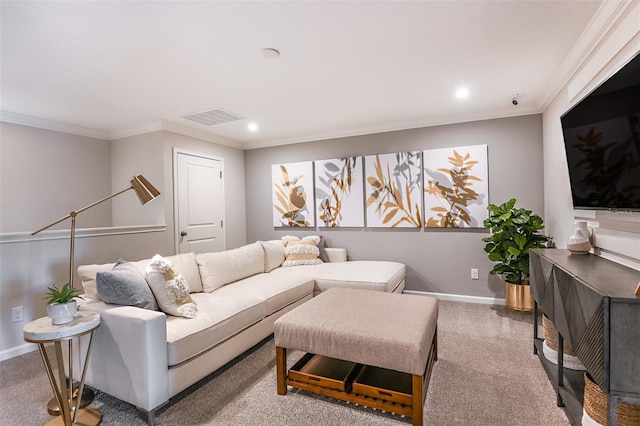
[455,87,470,99]
[262,48,280,58]
[248,122,259,132]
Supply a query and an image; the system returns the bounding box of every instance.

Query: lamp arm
[31,186,133,235]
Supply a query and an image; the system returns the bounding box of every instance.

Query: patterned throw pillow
[281,235,323,267]
[146,254,198,318]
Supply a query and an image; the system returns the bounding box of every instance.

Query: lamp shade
[131,175,161,205]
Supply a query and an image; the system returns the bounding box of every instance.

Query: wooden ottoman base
[276,326,437,426]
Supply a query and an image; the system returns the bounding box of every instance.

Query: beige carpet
[0,300,570,425]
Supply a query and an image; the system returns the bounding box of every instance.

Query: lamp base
[47,386,94,415]
[45,408,102,426]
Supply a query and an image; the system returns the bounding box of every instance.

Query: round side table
[24,311,102,426]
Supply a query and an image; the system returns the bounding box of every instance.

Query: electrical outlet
[11,306,24,323]
[471,268,479,280]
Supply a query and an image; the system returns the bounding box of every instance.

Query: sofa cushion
[212,272,314,316]
[146,255,198,318]
[165,293,266,366]
[270,260,405,293]
[96,259,157,310]
[260,240,286,272]
[196,243,264,292]
[282,235,322,267]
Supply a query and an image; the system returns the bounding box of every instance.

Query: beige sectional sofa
[74,239,405,424]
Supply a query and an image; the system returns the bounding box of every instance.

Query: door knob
[181,231,188,237]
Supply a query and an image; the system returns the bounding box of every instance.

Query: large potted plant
[482,198,549,311]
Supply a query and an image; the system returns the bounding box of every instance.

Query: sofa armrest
[325,247,347,263]
[78,301,170,411]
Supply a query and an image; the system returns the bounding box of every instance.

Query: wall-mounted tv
[561,52,640,210]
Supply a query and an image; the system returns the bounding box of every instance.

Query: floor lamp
[31,174,160,415]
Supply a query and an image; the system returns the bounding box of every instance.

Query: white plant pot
[47,300,77,325]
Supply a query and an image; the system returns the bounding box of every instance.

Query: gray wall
[245,114,545,297]
[0,122,113,232]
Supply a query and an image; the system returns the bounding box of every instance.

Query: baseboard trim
[403,290,506,305]
[0,342,38,362]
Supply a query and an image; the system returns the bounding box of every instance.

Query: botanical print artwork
[423,144,488,228]
[365,151,422,228]
[272,161,315,227]
[315,157,364,227]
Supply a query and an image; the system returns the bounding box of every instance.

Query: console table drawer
[289,353,361,392]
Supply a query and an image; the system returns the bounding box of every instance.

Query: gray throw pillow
[96,259,158,310]
[318,236,330,263]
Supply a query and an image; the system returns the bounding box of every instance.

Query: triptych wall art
[272,144,488,229]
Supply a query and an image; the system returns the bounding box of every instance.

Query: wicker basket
[583,372,640,426]
[542,315,576,355]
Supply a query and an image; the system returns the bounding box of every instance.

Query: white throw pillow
[281,235,322,267]
[146,254,197,318]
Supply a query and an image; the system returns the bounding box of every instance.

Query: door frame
[172,147,226,254]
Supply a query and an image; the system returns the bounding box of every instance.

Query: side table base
[45,408,102,426]
[47,387,94,415]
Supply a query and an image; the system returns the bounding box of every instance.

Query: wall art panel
[272,161,315,227]
[423,144,488,228]
[315,157,364,227]
[365,151,422,228]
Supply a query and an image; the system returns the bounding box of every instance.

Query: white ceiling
[1,1,603,150]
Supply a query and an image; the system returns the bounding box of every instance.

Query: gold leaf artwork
[316,157,360,227]
[424,149,483,227]
[273,164,312,227]
[366,152,422,228]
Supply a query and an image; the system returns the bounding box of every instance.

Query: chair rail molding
[0,224,166,244]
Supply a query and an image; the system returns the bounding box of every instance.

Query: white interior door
[175,151,224,254]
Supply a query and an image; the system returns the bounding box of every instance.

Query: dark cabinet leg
[533,302,538,354]
[557,332,565,407]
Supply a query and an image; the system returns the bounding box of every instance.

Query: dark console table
[529,249,640,425]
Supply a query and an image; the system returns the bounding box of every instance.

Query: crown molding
[161,120,242,149]
[242,109,539,150]
[0,111,109,140]
[107,121,164,140]
[538,0,637,112]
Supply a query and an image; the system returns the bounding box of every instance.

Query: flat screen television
[560,52,640,210]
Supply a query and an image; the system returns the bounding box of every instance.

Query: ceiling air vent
[182,108,244,126]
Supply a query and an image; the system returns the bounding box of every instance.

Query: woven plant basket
[543,315,576,355]
[583,372,640,426]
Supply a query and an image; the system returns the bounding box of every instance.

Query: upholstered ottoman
[274,287,438,426]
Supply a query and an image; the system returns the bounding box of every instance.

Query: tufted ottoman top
[274,287,438,376]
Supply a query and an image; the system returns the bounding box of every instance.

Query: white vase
[47,300,77,325]
[567,228,591,255]
[575,220,590,239]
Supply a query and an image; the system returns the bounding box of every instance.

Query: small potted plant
[482,198,549,311]
[44,283,83,325]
